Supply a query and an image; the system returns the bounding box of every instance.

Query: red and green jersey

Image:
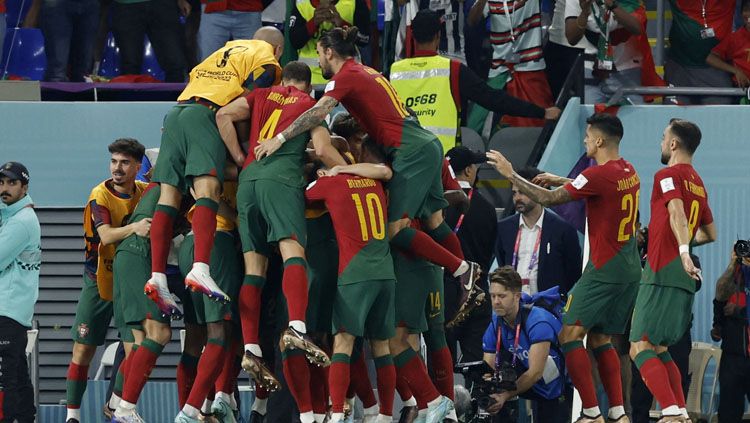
[712,27,750,85]
[643,164,713,293]
[243,85,317,187]
[305,174,395,284]
[324,59,434,156]
[668,0,736,67]
[441,157,461,191]
[563,158,642,284]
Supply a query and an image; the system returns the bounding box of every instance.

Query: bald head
[254,26,285,59]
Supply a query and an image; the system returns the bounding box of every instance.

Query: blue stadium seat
[98,32,166,81]
[4,0,32,29]
[1,27,46,80]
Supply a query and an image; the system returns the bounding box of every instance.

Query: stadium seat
[4,0,32,29]
[1,27,46,80]
[98,32,166,81]
[685,341,721,422]
[141,37,165,81]
[459,126,486,153]
[486,126,543,168]
[94,341,120,380]
[25,328,38,355]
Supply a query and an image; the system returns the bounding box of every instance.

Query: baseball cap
[446,146,486,173]
[0,161,30,185]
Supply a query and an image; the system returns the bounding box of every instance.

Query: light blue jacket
[0,194,41,327]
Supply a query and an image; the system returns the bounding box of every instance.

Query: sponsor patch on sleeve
[324,81,335,93]
[660,177,675,194]
[571,174,588,190]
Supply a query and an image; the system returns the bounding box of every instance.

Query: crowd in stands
[1,0,749,106]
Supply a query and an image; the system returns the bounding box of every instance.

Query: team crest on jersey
[77,323,90,339]
[571,174,588,190]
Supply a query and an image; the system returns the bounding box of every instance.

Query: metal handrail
[607,86,749,106]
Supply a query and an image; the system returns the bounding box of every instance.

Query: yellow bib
[296,0,356,86]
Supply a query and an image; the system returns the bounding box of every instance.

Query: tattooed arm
[486,149,573,206]
[254,95,340,159]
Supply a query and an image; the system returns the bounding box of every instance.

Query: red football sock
[65,362,89,409]
[282,350,313,413]
[350,348,377,408]
[282,258,308,323]
[391,227,462,274]
[394,349,440,406]
[309,360,329,414]
[239,276,265,346]
[150,205,176,273]
[215,341,240,394]
[593,344,623,407]
[177,353,200,408]
[561,341,598,409]
[374,355,396,416]
[186,339,226,409]
[659,352,686,408]
[329,353,351,413]
[122,339,164,403]
[427,222,464,260]
[635,350,677,409]
[396,370,414,402]
[429,347,454,401]
[191,198,218,265]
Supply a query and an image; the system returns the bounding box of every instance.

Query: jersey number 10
[351,193,386,241]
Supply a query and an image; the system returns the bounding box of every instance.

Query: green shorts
[179,231,242,324]
[629,283,694,346]
[114,235,172,326]
[388,135,448,222]
[393,254,434,333]
[237,177,307,256]
[152,104,226,194]
[333,280,396,340]
[305,216,338,334]
[562,277,638,335]
[72,273,135,345]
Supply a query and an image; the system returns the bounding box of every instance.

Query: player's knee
[387,219,410,239]
[149,325,172,346]
[629,340,653,359]
[206,322,226,342]
[72,342,96,365]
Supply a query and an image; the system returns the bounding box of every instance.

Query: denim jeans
[40,0,99,81]
[197,6,261,61]
[112,0,187,82]
[584,67,644,105]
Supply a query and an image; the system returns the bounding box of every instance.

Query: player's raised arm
[486,150,572,206]
[216,96,252,167]
[330,163,393,181]
[310,125,348,168]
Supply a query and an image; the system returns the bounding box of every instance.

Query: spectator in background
[288,0,369,89]
[390,10,560,153]
[467,0,554,130]
[495,166,581,297]
[706,0,750,90]
[39,0,99,81]
[443,146,495,361]
[0,162,40,423]
[197,0,265,61]
[544,0,595,100]
[111,0,191,82]
[666,0,737,104]
[565,0,657,105]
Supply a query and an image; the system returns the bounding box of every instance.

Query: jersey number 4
[351,193,385,241]
[617,190,640,242]
[259,108,282,140]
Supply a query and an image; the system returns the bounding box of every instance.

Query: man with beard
[495,166,582,297]
[629,119,716,423]
[64,139,150,423]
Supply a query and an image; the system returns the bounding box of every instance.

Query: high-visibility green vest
[390,55,458,152]
[297,0,355,86]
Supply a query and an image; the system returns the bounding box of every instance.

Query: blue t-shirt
[482,306,565,400]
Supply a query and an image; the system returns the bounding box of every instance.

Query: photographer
[480,266,571,422]
[713,241,750,423]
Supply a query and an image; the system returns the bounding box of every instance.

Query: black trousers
[490,385,573,423]
[631,328,692,423]
[0,317,35,423]
[718,352,750,423]
[543,41,584,102]
[111,0,187,82]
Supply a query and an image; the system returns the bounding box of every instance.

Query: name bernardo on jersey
[347,178,377,189]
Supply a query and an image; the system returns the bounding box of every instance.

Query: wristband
[679,244,690,255]
[277,133,286,144]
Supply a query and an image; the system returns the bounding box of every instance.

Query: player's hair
[489,266,522,293]
[668,118,702,155]
[586,113,624,142]
[331,112,362,140]
[516,166,542,181]
[743,0,750,10]
[318,26,359,59]
[411,10,442,44]
[282,61,312,85]
[360,135,387,164]
[108,138,145,162]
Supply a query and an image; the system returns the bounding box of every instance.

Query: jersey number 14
[351,193,386,241]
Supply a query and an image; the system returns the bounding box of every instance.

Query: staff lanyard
[591,3,612,44]
[502,0,516,41]
[701,0,709,28]
[496,317,521,369]
[511,224,542,273]
[453,189,474,234]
